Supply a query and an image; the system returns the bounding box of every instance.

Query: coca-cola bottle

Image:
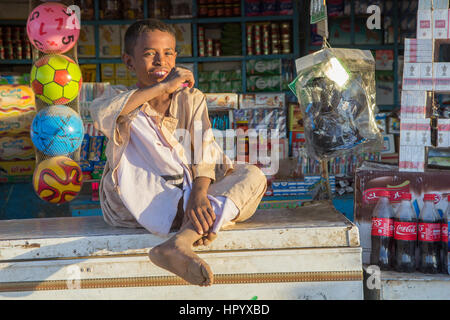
[370,190,394,270]
[442,195,449,274]
[393,192,417,273]
[418,194,441,274]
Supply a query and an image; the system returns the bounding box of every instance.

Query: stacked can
[206,38,214,56]
[246,24,253,55]
[280,22,291,54]
[254,24,261,55]
[214,40,221,56]
[271,23,280,55]
[262,24,270,55]
[198,26,205,57]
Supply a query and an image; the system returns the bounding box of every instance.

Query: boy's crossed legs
[149,164,267,286]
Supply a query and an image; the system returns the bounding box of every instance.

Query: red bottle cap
[424,194,435,201]
[448,194,450,201]
[401,192,412,200]
[379,190,390,197]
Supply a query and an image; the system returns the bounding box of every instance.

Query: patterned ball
[30,55,82,105]
[33,156,83,204]
[26,2,80,54]
[30,105,84,156]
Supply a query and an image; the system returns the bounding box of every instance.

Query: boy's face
[123,29,177,87]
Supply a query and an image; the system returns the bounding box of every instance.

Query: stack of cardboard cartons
[399,0,450,172]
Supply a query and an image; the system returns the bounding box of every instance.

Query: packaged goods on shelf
[233,107,286,138]
[288,103,303,132]
[78,25,96,58]
[417,9,433,39]
[246,59,281,75]
[100,0,122,19]
[0,25,32,60]
[376,71,395,105]
[404,38,433,63]
[0,134,34,161]
[80,65,97,83]
[271,175,336,196]
[99,25,121,58]
[239,93,285,109]
[148,0,170,19]
[173,24,192,57]
[400,90,428,119]
[101,64,115,81]
[170,0,192,19]
[247,75,282,92]
[0,85,36,130]
[205,93,238,110]
[0,160,35,183]
[122,0,144,19]
[428,148,450,167]
[246,22,291,55]
[244,0,293,16]
[79,82,111,122]
[75,0,95,20]
[438,118,450,147]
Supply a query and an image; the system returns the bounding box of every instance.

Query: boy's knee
[245,164,267,187]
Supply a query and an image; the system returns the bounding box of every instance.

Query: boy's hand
[185,189,216,235]
[161,67,195,94]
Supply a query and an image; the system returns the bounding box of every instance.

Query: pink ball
[27,2,80,54]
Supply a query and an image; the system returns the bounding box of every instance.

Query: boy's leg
[149,218,214,286]
[194,164,267,246]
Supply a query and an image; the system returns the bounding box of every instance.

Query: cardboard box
[354,161,450,263]
[172,23,192,57]
[99,25,122,58]
[437,118,450,147]
[382,134,396,154]
[434,62,450,92]
[400,90,428,119]
[433,9,448,39]
[419,63,433,91]
[0,160,35,178]
[404,38,433,63]
[115,64,128,80]
[101,64,115,81]
[417,9,432,39]
[402,63,421,90]
[0,134,34,161]
[78,25,96,58]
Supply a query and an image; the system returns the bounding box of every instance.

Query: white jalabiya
[117,110,238,236]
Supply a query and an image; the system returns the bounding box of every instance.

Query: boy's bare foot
[149,228,214,286]
[193,232,217,247]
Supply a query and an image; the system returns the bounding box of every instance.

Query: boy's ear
[122,52,134,71]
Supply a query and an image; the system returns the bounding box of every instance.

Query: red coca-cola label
[394,221,417,241]
[371,217,394,237]
[442,224,448,243]
[363,186,410,204]
[418,223,441,242]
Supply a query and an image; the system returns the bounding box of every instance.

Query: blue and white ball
[31,105,84,156]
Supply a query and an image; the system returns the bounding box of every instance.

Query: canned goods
[217,5,224,16]
[281,39,290,54]
[254,24,260,35]
[199,5,208,16]
[199,40,205,57]
[214,40,221,56]
[224,4,233,16]
[206,38,213,56]
[232,4,240,16]
[207,5,216,16]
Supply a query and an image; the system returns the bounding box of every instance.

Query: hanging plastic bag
[289,47,383,160]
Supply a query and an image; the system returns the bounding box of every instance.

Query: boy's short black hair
[124,19,176,56]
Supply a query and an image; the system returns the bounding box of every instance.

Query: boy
[90,19,267,287]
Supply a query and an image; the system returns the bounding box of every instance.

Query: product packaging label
[371,217,394,237]
[394,221,418,240]
[418,222,441,242]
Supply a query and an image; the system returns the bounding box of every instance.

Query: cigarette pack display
[246,59,282,75]
[433,9,448,39]
[437,118,450,147]
[420,63,433,90]
[404,38,433,63]
[400,118,417,146]
[400,90,428,119]
[434,62,450,91]
[417,9,433,39]
[402,63,421,90]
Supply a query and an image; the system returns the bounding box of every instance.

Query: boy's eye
[144,52,155,56]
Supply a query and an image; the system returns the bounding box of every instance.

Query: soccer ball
[33,156,83,204]
[30,105,84,156]
[30,54,82,105]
